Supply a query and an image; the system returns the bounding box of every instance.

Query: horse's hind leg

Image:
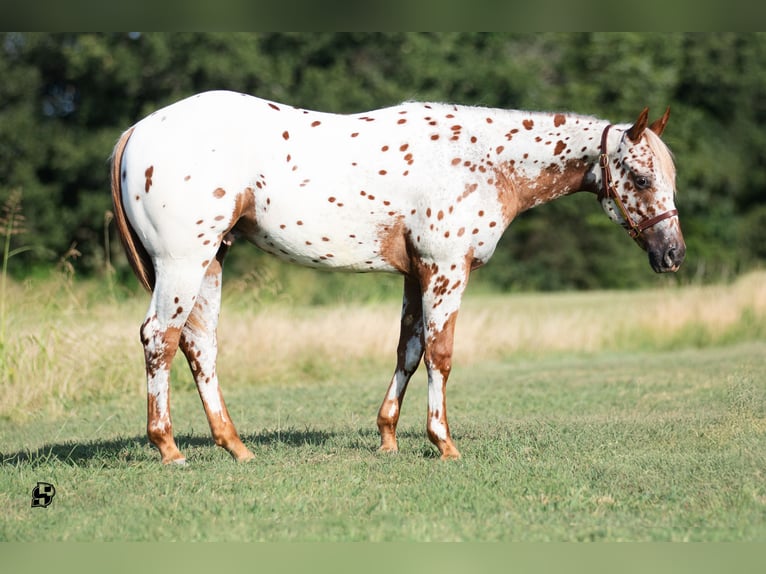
[179,254,254,462]
[377,275,424,452]
[141,259,208,464]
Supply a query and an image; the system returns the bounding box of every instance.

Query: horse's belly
[246,214,401,273]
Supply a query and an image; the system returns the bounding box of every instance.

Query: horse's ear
[649,106,671,137]
[626,107,650,143]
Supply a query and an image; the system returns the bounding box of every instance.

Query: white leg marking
[427,371,449,441]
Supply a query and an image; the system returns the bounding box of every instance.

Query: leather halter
[598,124,678,243]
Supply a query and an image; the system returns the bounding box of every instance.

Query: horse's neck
[459,106,608,213]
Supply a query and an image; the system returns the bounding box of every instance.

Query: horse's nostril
[664,247,677,268]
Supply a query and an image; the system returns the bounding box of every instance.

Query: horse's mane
[644,129,677,193]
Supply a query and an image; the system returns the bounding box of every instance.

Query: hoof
[378,433,399,453]
[438,444,461,460]
[234,450,256,463]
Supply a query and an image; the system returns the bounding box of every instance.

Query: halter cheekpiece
[598,124,678,242]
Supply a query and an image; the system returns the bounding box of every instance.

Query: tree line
[1,32,764,290]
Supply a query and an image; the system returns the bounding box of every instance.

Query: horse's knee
[425,346,452,380]
[423,311,458,378]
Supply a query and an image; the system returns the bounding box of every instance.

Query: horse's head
[598,107,685,273]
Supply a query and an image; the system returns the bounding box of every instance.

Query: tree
[1,33,763,289]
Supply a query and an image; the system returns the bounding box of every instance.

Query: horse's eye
[633,175,651,189]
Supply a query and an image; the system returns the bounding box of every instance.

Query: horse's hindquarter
[121,91,507,272]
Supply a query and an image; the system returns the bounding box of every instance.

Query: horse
[110,90,685,463]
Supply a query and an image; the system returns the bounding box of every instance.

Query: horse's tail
[110,127,155,292]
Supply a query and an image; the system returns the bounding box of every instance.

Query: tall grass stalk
[103,210,118,300]
[0,191,31,368]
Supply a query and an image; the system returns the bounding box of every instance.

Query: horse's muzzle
[649,242,685,273]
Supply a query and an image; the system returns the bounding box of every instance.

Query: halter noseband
[598,124,678,243]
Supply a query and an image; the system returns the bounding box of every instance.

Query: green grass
[2,342,764,541]
[1,273,765,541]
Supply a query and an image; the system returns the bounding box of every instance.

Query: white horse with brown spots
[111,90,684,463]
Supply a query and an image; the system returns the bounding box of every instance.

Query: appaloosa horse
[111,91,684,463]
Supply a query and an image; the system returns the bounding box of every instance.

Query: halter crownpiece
[598,124,678,242]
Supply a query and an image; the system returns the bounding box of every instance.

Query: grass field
[1,271,765,541]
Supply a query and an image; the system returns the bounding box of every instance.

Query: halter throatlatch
[598,124,678,243]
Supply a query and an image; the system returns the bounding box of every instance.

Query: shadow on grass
[0,428,433,466]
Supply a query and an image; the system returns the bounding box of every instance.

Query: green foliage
[1,33,764,291]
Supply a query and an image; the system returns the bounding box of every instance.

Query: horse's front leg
[377,274,424,452]
[418,257,471,460]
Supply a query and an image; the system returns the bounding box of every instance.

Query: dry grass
[458,270,766,356]
[2,279,145,421]
[218,270,766,373]
[636,272,766,334]
[2,271,765,422]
